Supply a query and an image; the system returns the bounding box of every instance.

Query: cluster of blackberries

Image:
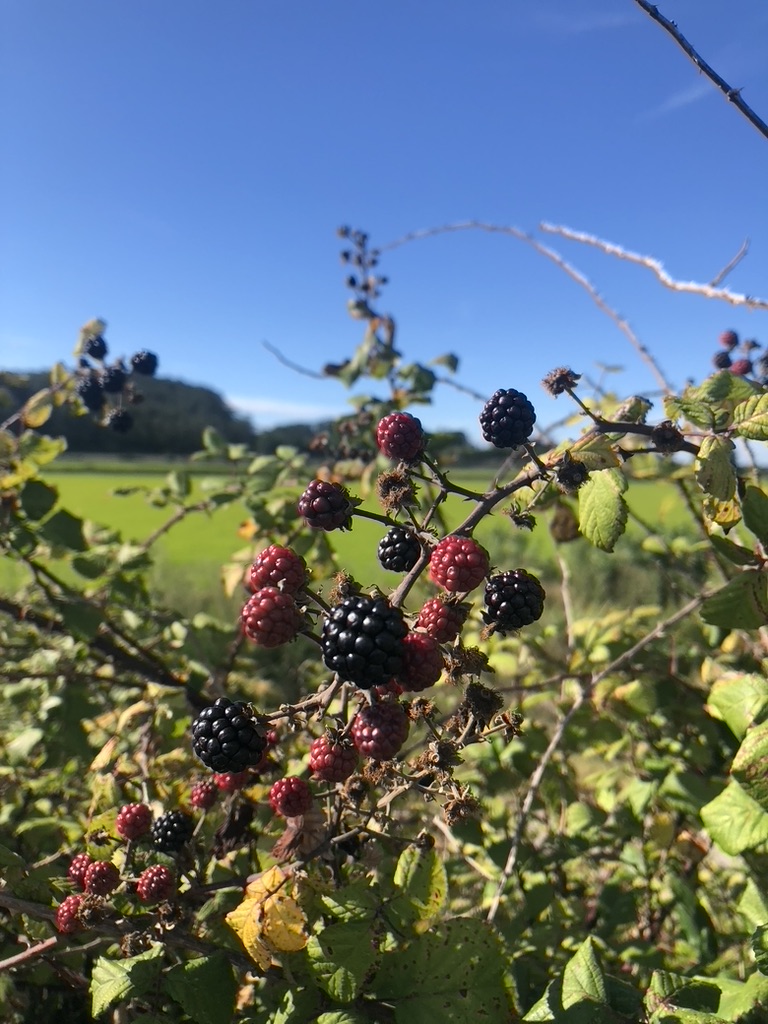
[711,330,767,382]
[75,323,159,432]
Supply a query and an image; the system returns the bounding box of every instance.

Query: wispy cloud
[227,395,343,425]
[639,78,714,121]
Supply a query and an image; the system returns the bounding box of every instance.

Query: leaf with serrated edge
[701,781,768,855]
[695,436,736,500]
[706,674,768,739]
[578,468,628,552]
[732,721,768,814]
[742,486,768,545]
[734,393,768,440]
[561,937,607,1008]
[701,572,768,630]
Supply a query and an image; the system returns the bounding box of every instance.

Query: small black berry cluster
[710,329,766,381]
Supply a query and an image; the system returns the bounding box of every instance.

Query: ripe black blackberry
[297,479,355,531]
[483,570,546,633]
[84,335,108,360]
[377,526,421,572]
[100,365,127,394]
[130,350,159,376]
[480,388,536,448]
[191,697,267,772]
[150,810,195,853]
[106,409,133,433]
[76,376,105,413]
[712,351,732,370]
[321,595,407,689]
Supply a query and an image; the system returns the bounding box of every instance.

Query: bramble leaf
[578,468,628,552]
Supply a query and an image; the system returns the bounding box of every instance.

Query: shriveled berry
[150,811,195,853]
[321,595,407,688]
[67,853,93,891]
[269,777,313,817]
[130,350,159,376]
[56,894,85,934]
[416,598,467,643]
[351,701,410,760]
[376,412,425,462]
[396,632,444,692]
[479,388,536,448]
[249,545,307,594]
[136,864,175,904]
[377,526,421,572]
[298,480,354,530]
[116,803,153,841]
[191,697,267,773]
[309,735,359,783]
[241,587,303,647]
[190,780,218,810]
[483,569,546,633]
[428,536,490,593]
[83,860,120,896]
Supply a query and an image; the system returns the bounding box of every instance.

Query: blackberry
[351,701,410,760]
[106,409,133,433]
[416,598,467,643]
[241,587,303,647]
[719,330,739,350]
[731,358,753,377]
[396,632,444,692]
[480,388,536,448]
[321,595,407,688]
[377,526,421,572]
[298,479,354,531]
[84,335,107,360]
[428,535,490,594]
[309,735,359,783]
[100,365,127,394]
[150,810,195,853]
[130,350,159,376]
[136,864,175,904]
[83,860,120,896]
[68,852,93,891]
[56,894,85,934]
[483,569,546,633]
[76,376,105,413]
[191,696,267,772]
[249,545,307,594]
[213,770,250,792]
[712,351,732,370]
[376,412,425,462]
[269,776,313,817]
[116,802,152,841]
[190,780,219,810]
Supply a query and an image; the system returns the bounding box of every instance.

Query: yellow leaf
[263,894,308,953]
[244,865,288,901]
[226,896,261,941]
[22,390,53,429]
[241,912,273,971]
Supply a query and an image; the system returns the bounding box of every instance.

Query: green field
[2,465,697,617]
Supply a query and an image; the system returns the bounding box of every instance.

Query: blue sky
[2,1,768,443]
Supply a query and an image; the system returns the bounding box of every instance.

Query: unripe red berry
[115,803,153,841]
[396,632,445,692]
[83,860,121,896]
[428,536,490,593]
[67,853,93,891]
[309,735,359,783]
[248,545,307,594]
[376,412,425,462]
[269,776,313,817]
[190,780,219,810]
[136,864,176,904]
[213,771,250,792]
[241,587,303,647]
[56,894,85,934]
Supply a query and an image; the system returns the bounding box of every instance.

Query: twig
[0,937,58,972]
[710,238,750,288]
[262,341,325,380]
[540,223,768,312]
[631,0,768,143]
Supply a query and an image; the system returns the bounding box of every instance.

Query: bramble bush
[3,225,768,1024]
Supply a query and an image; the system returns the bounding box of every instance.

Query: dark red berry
[428,536,490,593]
[731,358,753,376]
[396,632,444,692]
[269,777,313,817]
[67,853,93,891]
[416,598,467,643]
[214,771,250,792]
[136,864,175,904]
[479,388,536,448]
[116,803,152,841]
[241,587,303,647]
[351,701,410,760]
[249,545,307,594]
[297,480,354,531]
[190,780,219,810]
[483,569,546,633]
[309,735,359,783]
[83,860,120,896]
[56,894,85,934]
[376,412,425,462]
[719,330,739,350]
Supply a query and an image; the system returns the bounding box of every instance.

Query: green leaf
[706,674,768,739]
[737,877,768,929]
[742,485,768,545]
[732,721,768,813]
[22,389,53,428]
[59,600,104,640]
[201,426,226,454]
[430,352,460,373]
[694,436,736,500]
[315,1014,369,1024]
[578,468,628,552]
[714,973,768,1017]
[700,781,768,855]
[644,970,720,1016]
[372,918,509,1023]
[39,509,88,552]
[708,535,760,567]
[19,479,59,520]
[166,471,191,499]
[392,843,447,924]
[307,921,379,1003]
[165,953,238,1024]
[90,946,164,1018]
[733,393,768,440]
[752,923,768,974]
[700,572,768,629]
[319,879,380,922]
[561,937,608,1008]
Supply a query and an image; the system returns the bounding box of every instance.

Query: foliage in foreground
[2,231,768,1023]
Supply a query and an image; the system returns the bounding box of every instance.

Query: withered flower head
[376,469,417,513]
[541,367,581,396]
